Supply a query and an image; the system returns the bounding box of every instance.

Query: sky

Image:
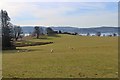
[0,1,118,28]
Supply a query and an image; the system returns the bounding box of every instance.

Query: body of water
[24,33,119,37]
[79,33,119,36]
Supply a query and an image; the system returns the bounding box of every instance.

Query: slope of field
[2,34,118,78]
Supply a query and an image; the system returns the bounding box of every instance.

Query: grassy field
[2,34,118,78]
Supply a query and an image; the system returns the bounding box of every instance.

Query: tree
[13,25,23,41]
[34,26,40,39]
[87,33,90,36]
[39,27,44,35]
[96,32,101,36]
[59,30,62,34]
[113,33,117,36]
[46,27,55,36]
[0,10,15,50]
[74,32,78,35]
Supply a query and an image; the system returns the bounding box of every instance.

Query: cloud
[0,2,118,27]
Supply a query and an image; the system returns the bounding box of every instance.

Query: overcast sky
[0,1,118,28]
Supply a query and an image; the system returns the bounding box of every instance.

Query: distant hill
[51,26,119,34]
[21,26,119,34]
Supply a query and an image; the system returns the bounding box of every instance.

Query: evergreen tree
[0,10,15,50]
[46,27,55,36]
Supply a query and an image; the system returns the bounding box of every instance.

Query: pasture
[2,34,118,78]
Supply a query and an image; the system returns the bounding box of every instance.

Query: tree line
[33,26,57,39]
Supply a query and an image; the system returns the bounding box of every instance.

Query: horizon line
[19,25,118,28]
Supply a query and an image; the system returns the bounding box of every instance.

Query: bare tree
[13,25,23,41]
[96,32,101,36]
[87,33,90,36]
[34,26,40,39]
[39,27,44,35]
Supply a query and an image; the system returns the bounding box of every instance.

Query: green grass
[2,34,118,78]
